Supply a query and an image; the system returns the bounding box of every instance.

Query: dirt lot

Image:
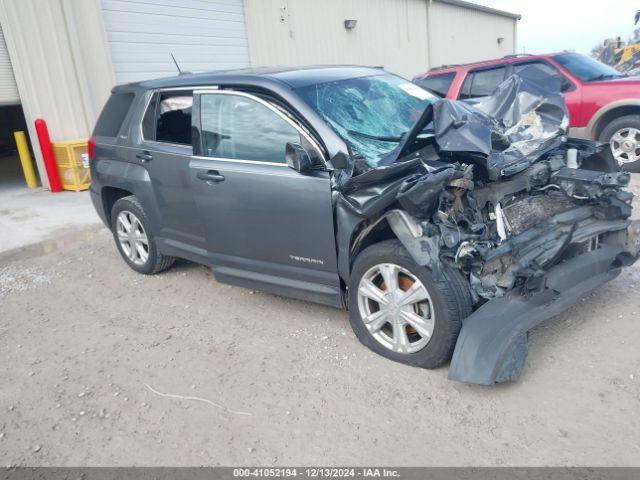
[1,178,640,467]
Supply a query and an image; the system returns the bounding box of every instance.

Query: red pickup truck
[414,52,640,171]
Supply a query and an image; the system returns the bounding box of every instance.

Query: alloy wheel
[610,127,640,165]
[116,210,149,266]
[356,263,434,354]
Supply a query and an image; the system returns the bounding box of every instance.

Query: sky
[471,0,640,55]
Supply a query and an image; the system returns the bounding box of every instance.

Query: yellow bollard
[13,131,38,188]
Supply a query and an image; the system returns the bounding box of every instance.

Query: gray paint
[448,245,626,384]
[90,66,639,385]
[91,67,373,307]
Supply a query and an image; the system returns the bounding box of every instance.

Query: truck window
[514,61,557,77]
[459,67,506,99]
[155,92,193,146]
[414,72,455,98]
[552,52,624,82]
[514,61,574,92]
[94,92,134,137]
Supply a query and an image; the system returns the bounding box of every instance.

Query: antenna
[171,53,183,75]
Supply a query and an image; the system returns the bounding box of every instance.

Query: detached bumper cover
[448,224,640,385]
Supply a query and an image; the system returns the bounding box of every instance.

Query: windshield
[296,73,435,167]
[552,52,624,81]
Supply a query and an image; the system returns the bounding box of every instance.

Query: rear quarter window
[414,72,456,98]
[93,92,135,137]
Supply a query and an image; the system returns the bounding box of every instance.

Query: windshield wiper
[347,129,406,142]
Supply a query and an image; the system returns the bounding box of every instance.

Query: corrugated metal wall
[101,0,251,84]
[427,1,516,68]
[243,0,430,79]
[0,0,115,188]
[0,22,18,105]
[0,0,517,189]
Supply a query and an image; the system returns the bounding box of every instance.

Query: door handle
[197,171,225,184]
[136,151,153,163]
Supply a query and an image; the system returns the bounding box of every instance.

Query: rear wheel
[348,240,472,368]
[110,196,175,275]
[599,115,640,172]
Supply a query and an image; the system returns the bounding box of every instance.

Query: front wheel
[599,115,640,172]
[347,240,472,369]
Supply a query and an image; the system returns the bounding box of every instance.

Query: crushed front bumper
[448,220,640,385]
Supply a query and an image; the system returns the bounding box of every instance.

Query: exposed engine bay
[421,151,634,302]
[334,67,640,385]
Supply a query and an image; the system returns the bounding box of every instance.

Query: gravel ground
[0,178,639,467]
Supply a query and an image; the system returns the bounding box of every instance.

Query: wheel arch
[348,215,399,274]
[346,209,437,282]
[101,186,133,228]
[587,100,640,140]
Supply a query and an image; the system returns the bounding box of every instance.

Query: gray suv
[90,66,640,385]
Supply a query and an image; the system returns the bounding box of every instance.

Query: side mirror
[285,143,312,173]
[329,151,350,169]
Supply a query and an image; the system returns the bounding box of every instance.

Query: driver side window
[200,93,301,163]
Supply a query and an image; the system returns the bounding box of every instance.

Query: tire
[598,114,640,173]
[347,239,472,369]
[110,195,175,275]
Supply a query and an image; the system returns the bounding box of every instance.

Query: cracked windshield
[297,73,436,167]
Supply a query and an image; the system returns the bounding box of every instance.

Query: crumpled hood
[432,65,569,178]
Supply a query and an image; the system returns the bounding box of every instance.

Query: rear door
[190,89,341,306]
[134,89,207,259]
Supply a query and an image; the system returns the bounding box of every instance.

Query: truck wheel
[599,115,640,172]
[348,239,472,369]
[110,196,175,275]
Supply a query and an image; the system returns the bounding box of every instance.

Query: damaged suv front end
[302,67,640,385]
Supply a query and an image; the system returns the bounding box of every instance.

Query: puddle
[0,226,108,264]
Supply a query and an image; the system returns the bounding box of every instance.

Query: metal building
[0,0,519,189]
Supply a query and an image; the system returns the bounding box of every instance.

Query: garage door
[0,23,19,105]
[101,0,251,84]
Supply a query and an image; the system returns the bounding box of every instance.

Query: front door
[190,90,341,306]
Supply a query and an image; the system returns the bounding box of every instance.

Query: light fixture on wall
[344,19,357,30]
[497,37,505,45]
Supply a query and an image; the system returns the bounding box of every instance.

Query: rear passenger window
[414,72,455,98]
[154,92,193,145]
[459,67,506,99]
[94,92,134,137]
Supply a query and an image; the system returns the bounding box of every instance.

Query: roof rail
[427,53,533,73]
[428,64,460,71]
